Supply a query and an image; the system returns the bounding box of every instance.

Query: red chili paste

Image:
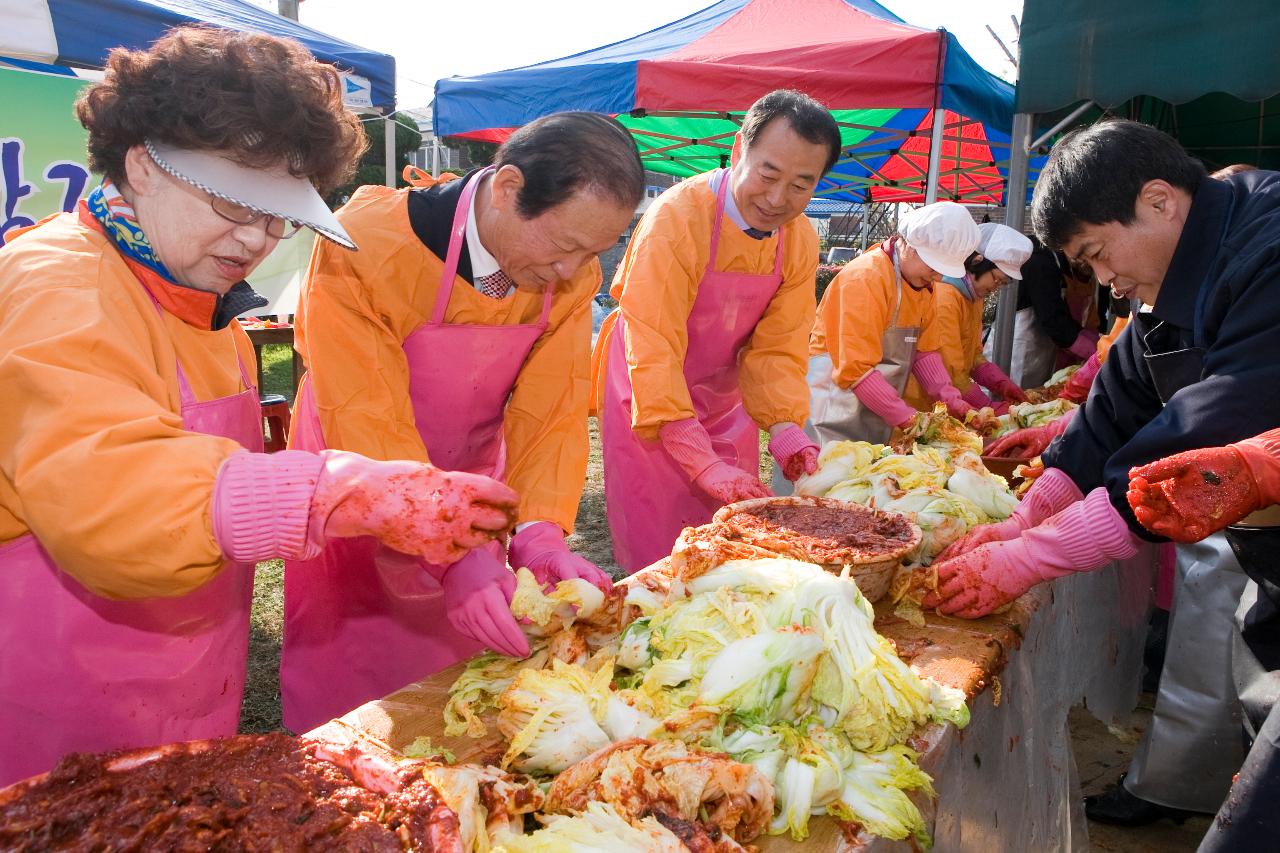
[0,733,456,852]
[726,504,915,564]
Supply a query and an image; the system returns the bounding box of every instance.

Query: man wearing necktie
[280,113,643,732]
[591,89,839,573]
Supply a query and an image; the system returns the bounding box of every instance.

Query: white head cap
[976,222,1033,279]
[897,202,980,278]
[146,139,355,250]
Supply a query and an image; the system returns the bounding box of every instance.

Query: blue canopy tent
[434,0,1038,205]
[0,0,395,112]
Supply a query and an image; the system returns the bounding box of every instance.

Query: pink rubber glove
[961,383,995,409]
[983,409,1078,460]
[660,418,771,503]
[926,488,1141,618]
[990,400,1011,416]
[768,424,820,482]
[971,360,1028,404]
[508,522,612,592]
[1059,353,1101,403]
[934,467,1084,562]
[212,449,518,565]
[851,369,917,428]
[1067,328,1100,361]
[911,350,973,421]
[442,546,529,658]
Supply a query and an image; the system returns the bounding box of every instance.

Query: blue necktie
[744,227,773,240]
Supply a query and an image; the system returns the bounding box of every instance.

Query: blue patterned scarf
[86,180,177,283]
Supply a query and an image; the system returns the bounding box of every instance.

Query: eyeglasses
[209,196,303,240]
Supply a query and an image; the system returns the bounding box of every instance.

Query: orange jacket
[293,186,598,533]
[601,171,818,440]
[811,243,941,392]
[905,281,984,408]
[0,211,255,598]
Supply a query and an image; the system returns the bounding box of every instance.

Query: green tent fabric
[1016,0,1280,114]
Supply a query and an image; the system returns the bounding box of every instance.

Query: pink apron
[281,167,553,732]
[600,170,785,573]
[0,309,261,787]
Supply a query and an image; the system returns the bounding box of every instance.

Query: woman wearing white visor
[0,27,516,786]
[905,222,1034,415]
[798,202,984,459]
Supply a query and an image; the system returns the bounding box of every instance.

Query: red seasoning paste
[724,503,915,564]
[0,733,460,852]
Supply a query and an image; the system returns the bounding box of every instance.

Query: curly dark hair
[75,25,367,194]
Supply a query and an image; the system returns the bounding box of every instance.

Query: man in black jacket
[928,119,1280,847]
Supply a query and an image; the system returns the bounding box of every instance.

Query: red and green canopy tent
[433,0,1035,205]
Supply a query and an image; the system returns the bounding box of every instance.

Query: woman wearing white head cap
[0,27,516,785]
[800,202,982,456]
[905,222,1034,415]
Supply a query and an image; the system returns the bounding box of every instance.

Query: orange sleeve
[293,208,431,464]
[817,256,895,389]
[503,265,599,533]
[739,218,819,429]
[930,285,975,391]
[611,188,705,441]
[1097,313,1130,364]
[0,220,247,599]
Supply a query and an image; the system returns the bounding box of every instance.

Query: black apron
[1135,311,1204,406]
[1198,521,1280,853]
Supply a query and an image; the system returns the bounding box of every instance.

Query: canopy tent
[434,0,1034,205]
[0,0,396,112]
[988,0,1280,370]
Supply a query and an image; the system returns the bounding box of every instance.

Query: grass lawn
[258,343,299,403]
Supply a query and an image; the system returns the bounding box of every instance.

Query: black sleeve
[1095,285,1111,332]
[1020,250,1084,348]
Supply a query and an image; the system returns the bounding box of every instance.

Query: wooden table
[244,325,305,398]
[335,552,1156,851]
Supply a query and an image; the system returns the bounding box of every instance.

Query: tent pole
[992,111,1033,374]
[1028,100,1092,152]
[924,108,945,203]
[859,204,870,252]
[431,138,441,178]
[385,115,396,188]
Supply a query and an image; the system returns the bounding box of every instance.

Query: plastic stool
[261,394,291,453]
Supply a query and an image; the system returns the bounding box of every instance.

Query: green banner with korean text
[1,65,95,246]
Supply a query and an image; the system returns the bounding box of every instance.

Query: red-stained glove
[1127,429,1280,542]
[983,409,1078,460]
[768,424,820,483]
[660,418,771,504]
[442,546,529,658]
[1059,353,1101,403]
[934,467,1083,562]
[213,449,519,566]
[925,488,1140,618]
[507,522,612,593]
